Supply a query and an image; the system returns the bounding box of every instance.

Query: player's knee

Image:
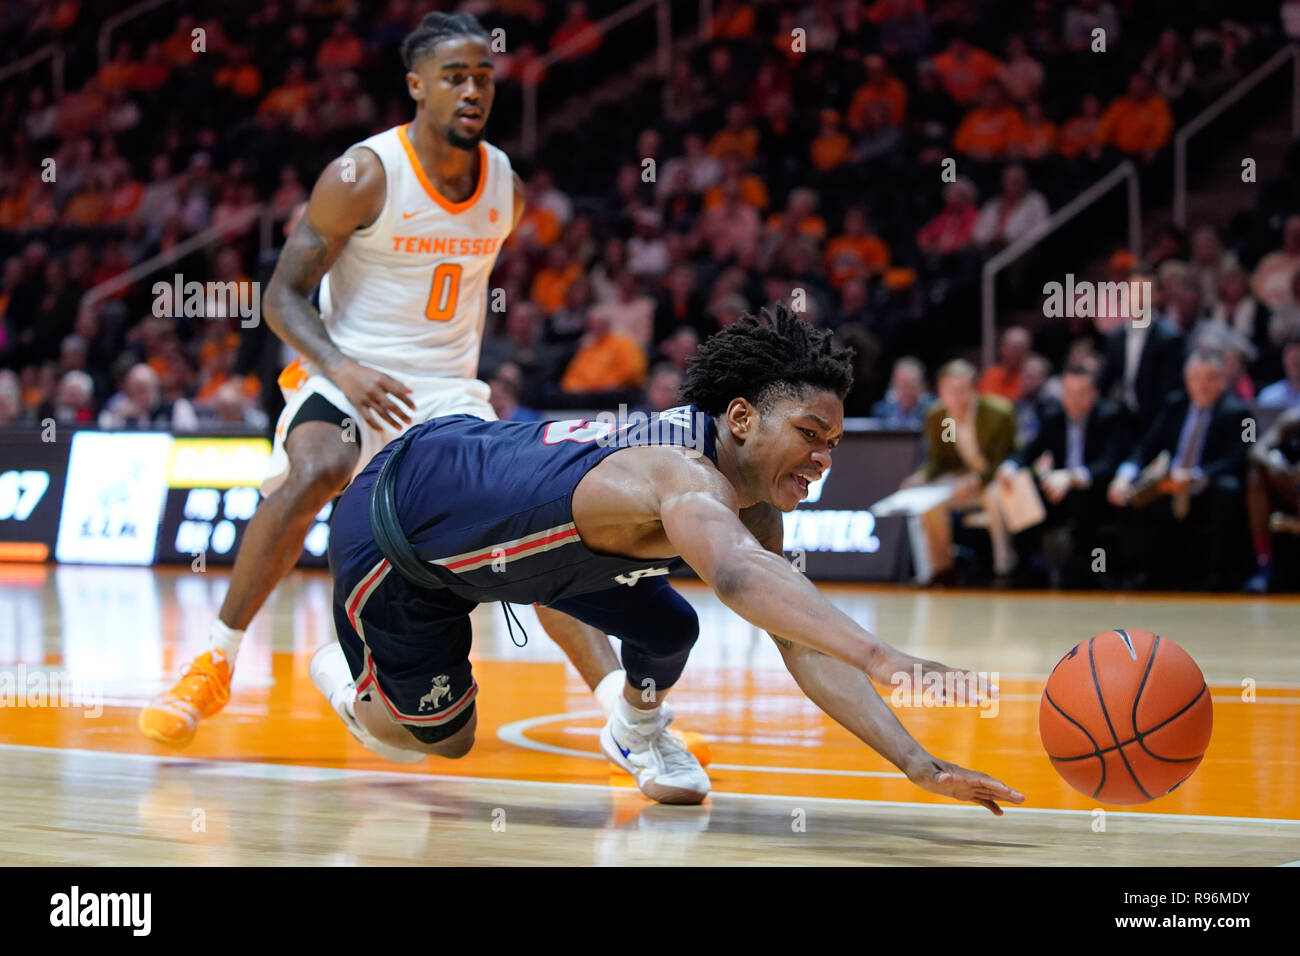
[403,705,476,758]
[661,595,700,655]
[285,447,355,504]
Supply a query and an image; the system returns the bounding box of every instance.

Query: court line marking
[2,742,1297,827]
[497,710,908,778]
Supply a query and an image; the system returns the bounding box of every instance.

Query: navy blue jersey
[333,405,719,606]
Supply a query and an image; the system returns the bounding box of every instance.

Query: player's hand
[328,357,415,431]
[904,754,1025,815]
[1107,476,1133,507]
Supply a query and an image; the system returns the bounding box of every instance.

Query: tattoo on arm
[265,222,344,370]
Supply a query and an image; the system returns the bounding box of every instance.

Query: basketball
[1039,629,1213,805]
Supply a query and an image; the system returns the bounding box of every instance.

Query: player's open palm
[330,358,415,430]
[906,755,1025,815]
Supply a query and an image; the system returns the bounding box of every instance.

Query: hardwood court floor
[0,563,1297,865]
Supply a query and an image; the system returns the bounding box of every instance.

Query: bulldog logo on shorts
[418,674,453,712]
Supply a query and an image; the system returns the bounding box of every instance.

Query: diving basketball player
[139,12,637,749]
[313,306,1026,810]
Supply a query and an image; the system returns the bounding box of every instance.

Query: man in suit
[900,359,1017,579]
[1243,405,1300,592]
[1096,277,1185,424]
[997,365,1131,586]
[1107,349,1251,589]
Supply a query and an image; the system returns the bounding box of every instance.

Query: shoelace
[169,654,230,708]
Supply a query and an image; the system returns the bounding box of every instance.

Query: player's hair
[401,12,490,71]
[681,304,854,415]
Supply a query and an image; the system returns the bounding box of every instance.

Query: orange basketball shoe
[138,649,233,746]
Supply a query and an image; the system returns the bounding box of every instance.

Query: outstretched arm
[728,502,1024,815]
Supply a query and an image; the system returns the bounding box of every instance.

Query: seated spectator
[850,100,905,168]
[848,54,907,130]
[917,179,979,255]
[900,359,1019,578]
[488,362,542,422]
[973,165,1050,249]
[697,178,762,263]
[825,204,892,284]
[1243,405,1300,592]
[479,302,566,401]
[643,362,684,413]
[205,379,268,430]
[316,20,364,72]
[1142,28,1196,104]
[99,362,198,431]
[1094,72,1173,162]
[258,60,312,122]
[1063,0,1121,52]
[549,2,602,61]
[997,365,1131,587]
[1107,349,1250,589]
[1012,100,1056,162]
[1014,353,1053,445]
[931,37,1003,106]
[0,369,24,425]
[1057,93,1104,161]
[1096,279,1185,423]
[1189,225,1229,303]
[708,104,760,162]
[810,108,852,173]
[953,80,1024,162]
[653,264,708,345]
[560,310,647,394]
[871,356,932,428]
[702,153,769,211]
[1257,336,1300,408]
[979,326,1032,400]
[38,370,97,425]
[707,0,757,40]
[589,271,655,348]
[1251,216,1300,311]
[997,35,1044,103]
[531,245,581,314]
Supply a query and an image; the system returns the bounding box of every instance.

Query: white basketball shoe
[309,644,426,764]
[599,700,711,804]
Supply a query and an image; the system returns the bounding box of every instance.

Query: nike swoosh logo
[402,210,418,219]
[610,732,630,758]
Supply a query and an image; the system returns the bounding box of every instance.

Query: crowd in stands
[2,0,1300,589]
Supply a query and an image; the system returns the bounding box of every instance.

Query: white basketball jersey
[319,124,514,380]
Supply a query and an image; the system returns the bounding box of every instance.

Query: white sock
[615,693,660,728]
[209,620,245,664]
[594,668,626,718]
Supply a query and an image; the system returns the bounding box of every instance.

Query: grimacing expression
[409,36,494,149]
[730,389,843,513]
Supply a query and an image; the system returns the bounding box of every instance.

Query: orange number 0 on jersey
[425,263,462,321]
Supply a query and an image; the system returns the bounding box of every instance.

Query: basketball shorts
[261,358,495,496]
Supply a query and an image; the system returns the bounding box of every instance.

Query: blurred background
[2,0,1299,592]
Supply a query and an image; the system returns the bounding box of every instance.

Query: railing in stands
[980,161,1141,369]
[79,203,273,311]
[1173,44,1300,228]
[99,0,178,68]
[0,43,65,98]
[521,0,673,159]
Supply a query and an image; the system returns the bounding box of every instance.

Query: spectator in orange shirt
[825,206,890,288]
[708,0,757,40]
[316,20,365,72]
[931,37,1003,106]
[531,245,582,314]
[96,42,136,92]
[215,45,263,99]
[810,108,851,172]
[550,2,602,61]
[847,54,908,131]
[708,104,760,162]
[162,15,202,69]
[702,153,769,212]
[560,309,647,393]
[1012,99,1057,162]
[1057,93,1104,160]
[953,81,1024,162]
[1094,72,1173,162]
[128,42,171,92]
[258,60,313,120]
[978,326,1032,400]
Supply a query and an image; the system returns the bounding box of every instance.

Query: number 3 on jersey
[425,263,462,321]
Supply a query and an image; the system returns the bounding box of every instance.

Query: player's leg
[545,577,708,804]
[532,604,625,712]
[139,397,359,745]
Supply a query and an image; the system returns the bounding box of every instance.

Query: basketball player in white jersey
[139,13,647,756]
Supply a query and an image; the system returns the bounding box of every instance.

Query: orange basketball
[1039,629,1213,805]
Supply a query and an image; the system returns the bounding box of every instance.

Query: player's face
[410,37,495,149]
[736,389,843,512]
